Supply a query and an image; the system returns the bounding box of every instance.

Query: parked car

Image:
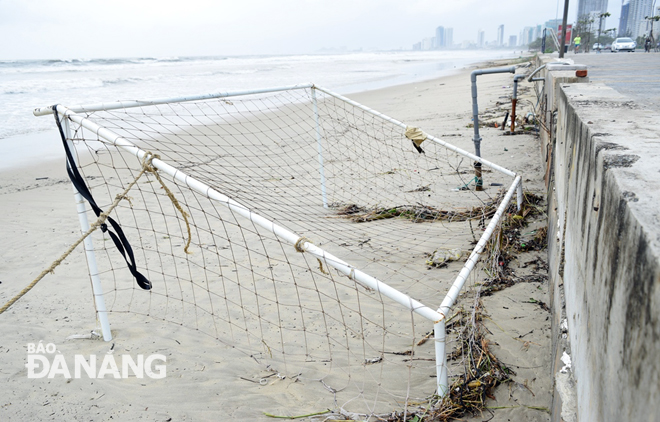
[593,42,604,50]
[611,37,636,52]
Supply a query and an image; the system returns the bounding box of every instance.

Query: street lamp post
[559,0,570,58]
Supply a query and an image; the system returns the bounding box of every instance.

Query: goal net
[37,84,521,417]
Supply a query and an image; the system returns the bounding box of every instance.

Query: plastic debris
[426,248,464,267]
[560,351,572,373]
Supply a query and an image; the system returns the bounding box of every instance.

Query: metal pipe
[471,66,516,189]
[55,105,444,324]
[527,64,547,81]
[511,74,526,133]
[33,84,315,116]
[527,62,574,82]
[311,88,328,208]
[62,118,113,341]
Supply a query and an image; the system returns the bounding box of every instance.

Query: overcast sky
[1,0,623,60]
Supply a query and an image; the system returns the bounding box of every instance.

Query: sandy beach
[0,59,551,421]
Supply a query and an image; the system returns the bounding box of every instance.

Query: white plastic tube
[62,118,113,341]
[434,175,521,396]
[311,88,328,208]
[33,84,314,116]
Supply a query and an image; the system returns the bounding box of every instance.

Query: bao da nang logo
[25,342,166,379]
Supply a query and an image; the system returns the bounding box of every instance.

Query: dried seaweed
[383,191,546,421]
[334,192,505,224]
[480,191,547,295]
[385,307,514,422]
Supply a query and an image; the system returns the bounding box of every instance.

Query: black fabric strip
[53,106,152,290]
[411,140,425,154]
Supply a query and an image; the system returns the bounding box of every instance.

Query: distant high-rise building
[520,26,534,45]
[577,0,609,19]
[422,37,434,50]
[497,25,504,46]
[509,35,517,47]
[477,29,485,47]
[626,0,654,38]
[545,18,562,33]
[435,26,446,48]
[412,42,422,51]
[446,28,454,47]
[619,2,630,35]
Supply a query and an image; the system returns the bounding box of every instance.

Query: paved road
[563,51,660,111]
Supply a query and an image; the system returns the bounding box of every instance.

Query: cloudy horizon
[1,0,623,60]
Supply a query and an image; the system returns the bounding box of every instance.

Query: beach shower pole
[470,66,515,190]
[312,87,328,208]
[61,117,113,342]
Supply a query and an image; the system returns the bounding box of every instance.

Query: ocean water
[0,50,516,169]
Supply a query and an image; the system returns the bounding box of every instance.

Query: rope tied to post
[405,126,428,154]
[141,152,193,255]
[294,237,330,275]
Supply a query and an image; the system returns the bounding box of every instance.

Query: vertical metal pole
[471,67,515,191]
[312,88,328,208]
[597,15,603,53]
[62,117,113,341]
[511,82,518,133]
[559,0,570,58]
[470,72,484,191]
[434,320,449,396]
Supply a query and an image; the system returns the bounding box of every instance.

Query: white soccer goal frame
[35,84,523,396]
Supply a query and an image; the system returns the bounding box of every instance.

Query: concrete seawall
[537,56,660,421]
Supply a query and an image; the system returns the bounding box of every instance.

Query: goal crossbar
[33,83,315,116]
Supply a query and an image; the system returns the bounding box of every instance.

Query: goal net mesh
[63,86,510,415]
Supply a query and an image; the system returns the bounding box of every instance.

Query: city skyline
[410,0,657,52]
[0,0,602,60]
[413,21,562,50]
